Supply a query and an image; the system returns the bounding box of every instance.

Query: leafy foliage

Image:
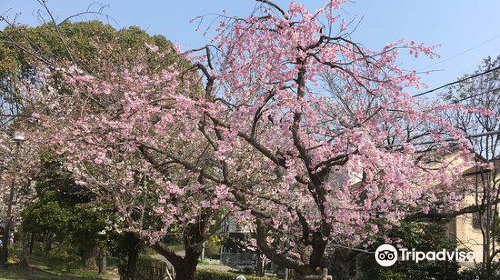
[359,222,461,280]
[21,157,111,253]
[0,20,184,73]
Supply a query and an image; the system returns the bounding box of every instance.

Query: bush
[7,245,17,263]
[205,235,222,259]
[459,266,500,280]
[354,222,461,280]
[196,269,279,280]
[48,242,80,271]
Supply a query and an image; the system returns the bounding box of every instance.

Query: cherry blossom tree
[27,1,490,279]
[2,16,216,278]
[170,1,478,277]
[27,41,232,280]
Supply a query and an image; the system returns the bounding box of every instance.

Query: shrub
[459,266,500,280]
[196,269,279,280]
[205,235,222,259]
[353,222,461,280]
[48,242,80,271]
[7,245,17,263]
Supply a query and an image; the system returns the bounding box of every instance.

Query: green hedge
[196,269,279,280]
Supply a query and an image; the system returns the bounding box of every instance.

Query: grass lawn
[0,250,118,280]
[27,253,118,279]
[0,265,106,280]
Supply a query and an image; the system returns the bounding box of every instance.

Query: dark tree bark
[28,233,35,255]
[17,232,30,271]
[0,217,13,267]
[149,214,209,280]
[173,259,198,280]
[323,246,363,280]
[97,246,107,275]
[0,142,21,268]
[118,233,142,280]
[44,232,55,258]
[151,239,203,280]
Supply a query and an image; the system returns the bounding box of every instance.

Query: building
[445,157,499,266]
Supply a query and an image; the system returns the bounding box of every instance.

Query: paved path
[150,254,232,272]
[198,264,232,271]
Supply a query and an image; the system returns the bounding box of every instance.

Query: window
[472,213,481,229]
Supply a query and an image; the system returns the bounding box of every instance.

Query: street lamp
[0,131,25,267]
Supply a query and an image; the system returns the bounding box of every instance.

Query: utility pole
[0,131,25,267]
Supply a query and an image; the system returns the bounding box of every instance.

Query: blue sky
[2,0,500,92]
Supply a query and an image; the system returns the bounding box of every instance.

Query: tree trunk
[173,258,198,280]
[326,249,357,280]
[83,247,98,270]
[174,265,196,280]
[28,233,35,255]
[354,253,368,280]
[118,233,142,280]
[147,214,210,280]
[169,215,208,280]
[0,218,14,267]
[153,238,203,280]
[17,232,30,271]
[97,247,107,275]
[44,232,55,258]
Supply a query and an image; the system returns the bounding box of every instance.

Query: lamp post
[0,131,25,267]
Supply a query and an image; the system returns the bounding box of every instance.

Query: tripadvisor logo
[375,244,398,267]
[375,244,479,267]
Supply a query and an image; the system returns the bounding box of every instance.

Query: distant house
[445,158,499,266]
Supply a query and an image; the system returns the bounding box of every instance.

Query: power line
[449,87,500,104]
[388,130,500,148]
[420,33,500,71]
[412,65,500,98]
[414,130,500,146]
